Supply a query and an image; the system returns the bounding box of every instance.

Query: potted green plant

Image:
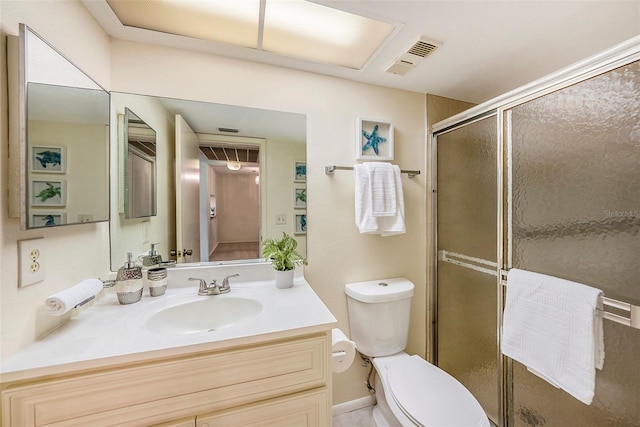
[262,232,307,288]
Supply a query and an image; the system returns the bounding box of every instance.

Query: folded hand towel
[501,269,604,405]
[45,278,104,316]
[354,163,405,236]
[369,163,397,217]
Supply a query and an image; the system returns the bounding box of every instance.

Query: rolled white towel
[45,278,104,316]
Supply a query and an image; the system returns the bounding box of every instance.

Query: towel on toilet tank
[354,162,405,236]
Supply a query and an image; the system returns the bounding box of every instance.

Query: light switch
[275,214,287,225]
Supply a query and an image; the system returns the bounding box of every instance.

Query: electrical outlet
[275,214,287,225]
[19,238,45,288]
[77,214,93,223]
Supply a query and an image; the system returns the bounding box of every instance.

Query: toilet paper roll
[332,328,356,373]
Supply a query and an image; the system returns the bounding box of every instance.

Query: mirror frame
[17,24,110,230]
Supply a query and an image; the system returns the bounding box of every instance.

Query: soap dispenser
[139,243,162,268]
[116,252,143,305]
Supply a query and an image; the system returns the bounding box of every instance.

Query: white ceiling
[84,1,640,105]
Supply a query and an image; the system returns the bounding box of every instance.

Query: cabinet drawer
[197,388,329,427]
[2,334,329,426]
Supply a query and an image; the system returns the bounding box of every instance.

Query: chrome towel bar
[325,164,421,178]
[437,250,639,330]
[500,268,639,330]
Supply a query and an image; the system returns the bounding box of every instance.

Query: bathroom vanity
[0,266,336,426]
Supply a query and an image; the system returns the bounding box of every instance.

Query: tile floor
[209,241,259,261]
[332,406,374,427]
[332,405,497,427]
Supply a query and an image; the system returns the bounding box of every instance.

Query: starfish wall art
[357,118,394,161]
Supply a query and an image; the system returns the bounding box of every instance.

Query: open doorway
[199,144,262,262]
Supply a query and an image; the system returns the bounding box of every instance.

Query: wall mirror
[18,24,110,229]
[123,108,157,218]
[109,93,306,271]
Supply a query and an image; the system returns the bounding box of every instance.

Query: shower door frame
[431,35,640,427]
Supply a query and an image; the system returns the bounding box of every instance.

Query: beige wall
[216,173,260,243]
[0,1,112,360]
[110,93,176,270]
[28,121,109,225]
[1,1,427,407]
[264,138,307,256]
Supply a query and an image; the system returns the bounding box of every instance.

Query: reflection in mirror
[124,108,157,218]
[109,93,306,271]
[20,24,110,229]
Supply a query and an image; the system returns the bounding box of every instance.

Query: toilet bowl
[345,278,490,427]
[371,352,490,427]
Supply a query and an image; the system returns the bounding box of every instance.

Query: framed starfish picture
[357,118,394,161]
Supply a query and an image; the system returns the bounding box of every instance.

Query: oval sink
[146,297,263,335]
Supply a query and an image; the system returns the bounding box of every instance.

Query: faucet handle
[220,273,239,292]
[189,277,209,296]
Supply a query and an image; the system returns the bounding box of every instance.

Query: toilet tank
[345,278,415,357]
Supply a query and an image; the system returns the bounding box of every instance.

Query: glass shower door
[436,115,499,424]
[506,60,640,426]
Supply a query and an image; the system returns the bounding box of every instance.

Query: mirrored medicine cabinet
[15,24,110,229]
[122,108,157,219]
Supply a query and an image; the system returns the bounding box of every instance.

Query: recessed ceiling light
[106,0,395,70]
[106,0,261,48]
[262,0,395,69]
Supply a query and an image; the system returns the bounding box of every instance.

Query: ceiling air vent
[386,38,440,76]
[218,127,239,133]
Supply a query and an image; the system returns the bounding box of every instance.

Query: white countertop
[1,269,337,383]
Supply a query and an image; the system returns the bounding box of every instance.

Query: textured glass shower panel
[436,116,498,423]
[508,61,640,426]
[437,118,497,259]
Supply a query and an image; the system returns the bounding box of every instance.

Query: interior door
[175,114,201,263]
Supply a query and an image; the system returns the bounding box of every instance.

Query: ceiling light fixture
[226,147,242,170]
[227,161,242,171]
[106,0,395,70]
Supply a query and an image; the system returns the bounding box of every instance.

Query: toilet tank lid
[345,277,414,303]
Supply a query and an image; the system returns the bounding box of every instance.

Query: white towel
[369,163,397,217]
[45,278,103,316]
[501,269,604,405]
[354,163,405,236]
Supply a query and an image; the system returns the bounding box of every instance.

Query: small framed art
[30,212,67,228]
[31,179,66,207]
[294,161,307,182]
[295,212,307,235]
[30,145,66,173]
[357,118,394,161]
[294,187,307,209]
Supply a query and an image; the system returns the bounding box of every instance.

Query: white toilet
[346,277,491,427]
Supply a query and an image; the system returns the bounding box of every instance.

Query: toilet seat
[376,354,490,427]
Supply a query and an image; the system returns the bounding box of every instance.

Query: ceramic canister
[147,267,167,296]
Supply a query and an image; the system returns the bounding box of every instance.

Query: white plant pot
[274,269,295,289]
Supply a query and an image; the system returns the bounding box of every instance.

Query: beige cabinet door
[196,388,329,427]
[152,417,196,427]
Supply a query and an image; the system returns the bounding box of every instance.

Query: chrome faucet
[189,277,221,296]
[218,273,239,294]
